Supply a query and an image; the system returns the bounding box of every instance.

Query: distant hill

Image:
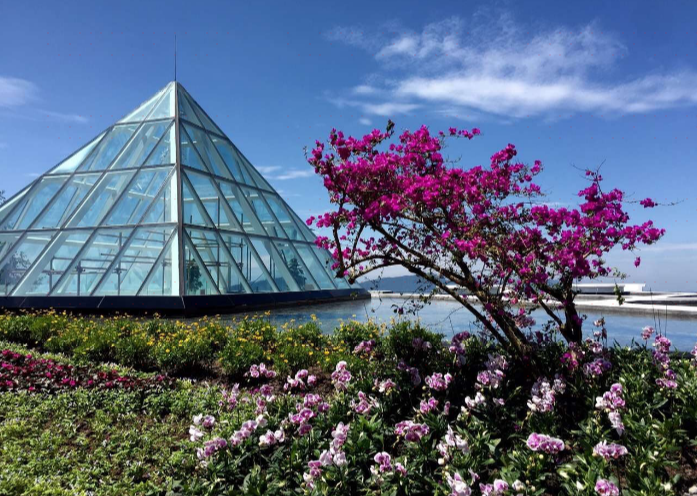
[359,275,437,294]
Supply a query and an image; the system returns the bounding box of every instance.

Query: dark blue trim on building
[0,288,370,316]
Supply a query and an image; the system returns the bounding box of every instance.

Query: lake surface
[231,298,697,351]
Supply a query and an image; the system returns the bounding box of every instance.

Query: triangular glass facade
[0,82,358,300]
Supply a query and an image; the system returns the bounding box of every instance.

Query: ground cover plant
[1,312,696,495]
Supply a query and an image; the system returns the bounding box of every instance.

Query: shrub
[219,337,265,377]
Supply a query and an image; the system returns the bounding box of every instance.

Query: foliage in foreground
[0,316,696,496]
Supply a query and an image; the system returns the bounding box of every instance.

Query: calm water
[232,298,697,351]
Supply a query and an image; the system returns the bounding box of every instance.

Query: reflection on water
[219,298,697,351]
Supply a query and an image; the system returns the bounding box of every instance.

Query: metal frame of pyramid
[0,82,368,314]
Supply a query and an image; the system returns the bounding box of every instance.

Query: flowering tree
[306,121,664,357]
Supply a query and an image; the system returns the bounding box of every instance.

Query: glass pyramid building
[0,82,367,313]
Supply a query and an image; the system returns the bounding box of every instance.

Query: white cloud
[275,169,315,181]
[256,166,282,175]
[640,242,697,253]
[257,166,314,181]
[359,117,372,126]
[353,85,379,96]
[327,15,697,119]
[0,76,37,107]
[42,110,88,124]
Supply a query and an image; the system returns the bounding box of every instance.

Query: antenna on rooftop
[174,34,177,82]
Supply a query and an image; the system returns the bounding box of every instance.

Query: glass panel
[139,232,177,296]
[249,238,295,291]
[185,172,236,230]
[239,154,274,191]
[0,232,55,295]
[180,125,208,172]
[263,194,303,240]
[68,171,135,227]
[178,88,202,127]
[144,123,175,166]
[293,243,337,290]
[33,174,100,229]
[148,85,175,120]
[275,240,315,291]
[212,138,254,185]
[14,231,90,296]
[97,226,173,296]
[186,93,224,135]
[216,232,274,293]
[0,188,30,227]
[110,120,171,170]
[0,234,21,264]
[48,132,105,175]
[78,124,139,171]
[118,86,167,123]
[312,245,348,288]
[183,124,229,178]
[1,177,64,231]
[52,229,132,296]
[241,187,286,238]
[142,173,176,224]
[182,177,213,227]
[184,235,217,295]
[187,228,249,294]
[217,182,252,233]
[104,168,170,226]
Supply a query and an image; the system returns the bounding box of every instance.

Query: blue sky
[1,0,696,290]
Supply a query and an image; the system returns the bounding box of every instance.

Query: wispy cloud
[276,169,314,181]
[0,76,37,108]
[257,166,315,181]
[641,242,697,253]
[41,110,89,124]
[325,14,697,120]
[359,117,372,126]
[256,166,282,175]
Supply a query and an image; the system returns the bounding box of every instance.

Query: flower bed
[1,314,696,495]
[0,349,175,393]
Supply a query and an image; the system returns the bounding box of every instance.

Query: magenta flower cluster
[353,339,376,354]
[595,479,620,496]
[284,369,316,392]
[331,361,352,391]
[303,422,351,489]
[306,120,663,349]
[526,433,565,454]
[593,441,628,461]
[397,360,422,386]
[0,349,173,393]
[425,372,453,391]
[245,363,277,379]
[394,420,430,442]
[596,383,626,435]
[652,335,678,389]
[528,375,566,414]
